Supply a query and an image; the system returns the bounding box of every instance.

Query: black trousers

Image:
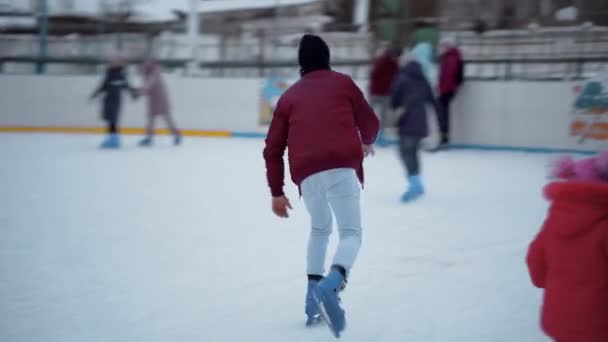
[107,121,118,134]
[102,99,121,135]
[399,136,422,177]
[438,92,455,144]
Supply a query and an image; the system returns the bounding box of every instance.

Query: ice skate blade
[313,290,344,338]
[305,314,322,327]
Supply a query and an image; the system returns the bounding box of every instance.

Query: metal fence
[2,54,605,81]
[1,24,607,80]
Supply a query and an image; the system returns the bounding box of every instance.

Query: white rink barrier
[0,74,604,153]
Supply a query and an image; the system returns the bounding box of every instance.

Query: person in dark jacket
[527,151,608,342]
[437,37,464,147]
[369,46,401,145]
[263,34,379,337]
[90,58,137,149]
[391,49,440,202]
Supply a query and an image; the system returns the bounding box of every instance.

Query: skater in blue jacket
[391,44,439,202]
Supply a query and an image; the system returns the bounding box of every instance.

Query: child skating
[90,58,137,149]
[263,34,379,337]
[527,151,608,342]
[390,44,440,202]
[137,59,182,146]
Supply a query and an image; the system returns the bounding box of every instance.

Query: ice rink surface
[0,133,552,341]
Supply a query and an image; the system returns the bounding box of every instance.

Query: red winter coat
[527,181,608,342]
[369,52,399,96]
[438,47,463,96]
[263,70,379,197]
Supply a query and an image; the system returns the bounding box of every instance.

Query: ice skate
[138,136,153,147]
[376,137,390,147]
[174,134,182,146]
[401,175,424,202]
[314,268,346,338]
[434,136,451,152]
[305,279,322,327]
[99,134,120,149]
[427,142,450,153]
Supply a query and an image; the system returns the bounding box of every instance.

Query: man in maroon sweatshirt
[263,34,379,337]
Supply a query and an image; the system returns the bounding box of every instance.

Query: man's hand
[363,144,375,157]
[272,196,292,218]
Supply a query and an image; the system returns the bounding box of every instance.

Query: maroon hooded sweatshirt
[263,35,379,197]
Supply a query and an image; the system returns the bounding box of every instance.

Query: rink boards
[0,74,605,153]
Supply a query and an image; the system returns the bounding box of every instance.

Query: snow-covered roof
[39,0,179,22]
[27,0,319,22]
[241,14,331,30]
[0,0,31,14]
[0,15,34,28]
[197,0,320,14]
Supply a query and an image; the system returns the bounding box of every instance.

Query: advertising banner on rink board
[259,77,291,126]
[570,74,608,149]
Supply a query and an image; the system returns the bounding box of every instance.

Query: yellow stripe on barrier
[0,126,106,134]
[179,129,232,137]
[0,126,232,137]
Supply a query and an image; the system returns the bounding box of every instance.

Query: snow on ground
[0,133,552,342]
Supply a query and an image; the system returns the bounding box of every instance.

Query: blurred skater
[391,44,440,202]
[263,34,379,337]
[527,151,608,342]
[369,45,401,146]
[137,59,182,146]
[90,58,137,149]
[437,37,464,148]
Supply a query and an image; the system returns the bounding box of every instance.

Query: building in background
[0,0,607,78]
[0,0,35,32]
[440,0,608,30]
[0,0,373,74]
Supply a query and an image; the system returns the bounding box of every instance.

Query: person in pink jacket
[138,59,182,146]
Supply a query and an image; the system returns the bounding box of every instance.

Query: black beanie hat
[298,34,331,76]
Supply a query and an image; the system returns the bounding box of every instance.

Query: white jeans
[301,168,362,276]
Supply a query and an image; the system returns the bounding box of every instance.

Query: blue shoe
[174,134,182,146]
[99,134,120,149]
[138,136,152,147]
[376,137,390,147]
[401,175,424,202]
[305,279,322,327]
[314,269,346,338]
